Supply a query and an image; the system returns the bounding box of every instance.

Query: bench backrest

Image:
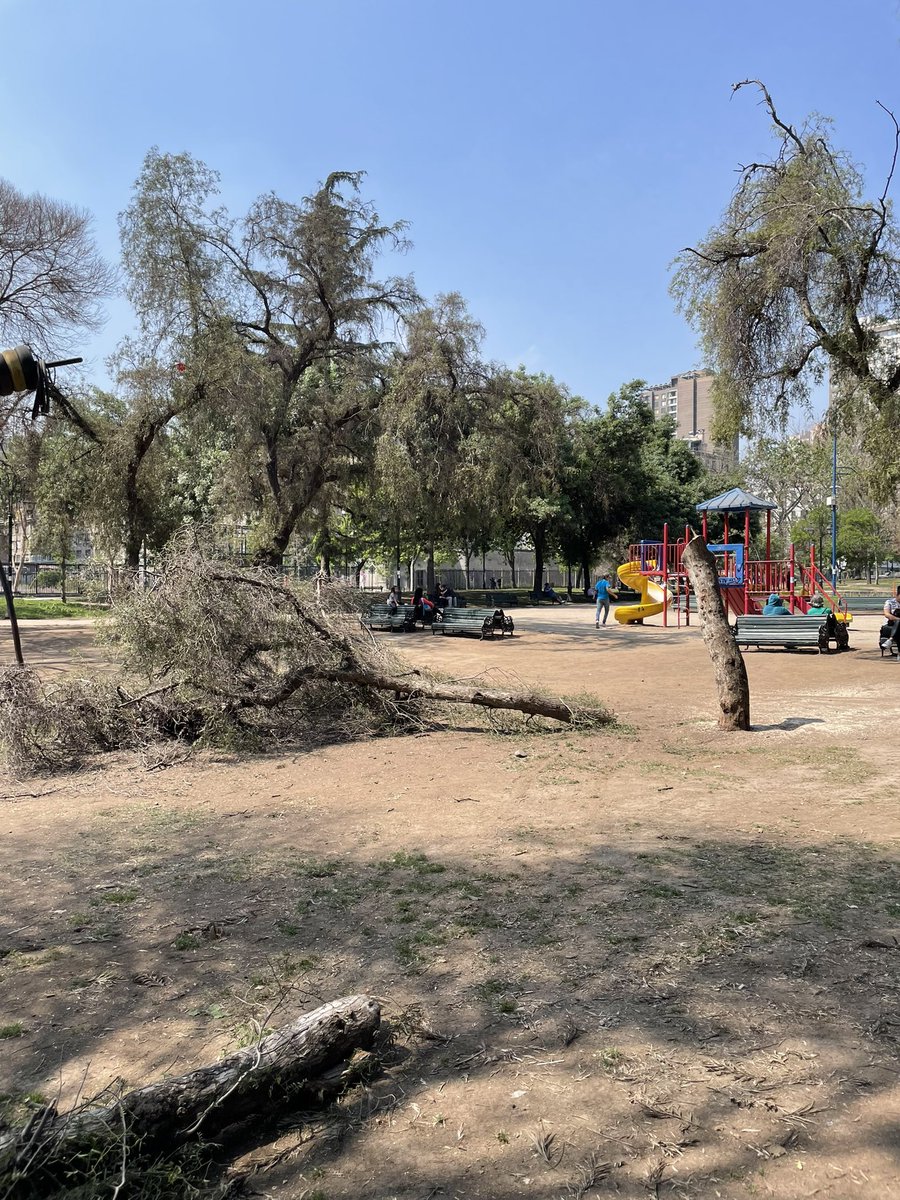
[736,616,824,631]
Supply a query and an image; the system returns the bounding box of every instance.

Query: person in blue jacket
[763,591,791,616]
[593,575,618,627]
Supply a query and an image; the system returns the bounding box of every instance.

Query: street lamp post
[829,428,838,589]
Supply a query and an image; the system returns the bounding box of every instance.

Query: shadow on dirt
[2,813,899,1197]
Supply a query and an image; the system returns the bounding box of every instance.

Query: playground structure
[614,487,853,627]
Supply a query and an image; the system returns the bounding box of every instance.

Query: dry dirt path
[1,609,898,1198]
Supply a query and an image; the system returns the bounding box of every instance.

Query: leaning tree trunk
[0,995,380,1176]
[532,527,545,594]
[682,532,751,731]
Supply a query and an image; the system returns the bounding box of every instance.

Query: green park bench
[733,614,831,653]
[485,591,519,607]
[362,603,418,632]
[433,607,515,638]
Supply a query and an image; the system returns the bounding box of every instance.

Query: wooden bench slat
[733,615,828,652]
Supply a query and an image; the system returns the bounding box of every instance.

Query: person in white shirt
[883,585,900,659]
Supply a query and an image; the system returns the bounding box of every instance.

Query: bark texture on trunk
[235,661,612,726]
[682,533,751,731]
[0,995,380,1168]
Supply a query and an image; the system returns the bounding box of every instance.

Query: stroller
[879,621,899,657]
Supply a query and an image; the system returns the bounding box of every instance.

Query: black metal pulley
[0,345,40,397]
[0,344,82,417]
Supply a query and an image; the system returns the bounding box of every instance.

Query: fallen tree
[0,995,381,1196]
[682,532,751,731]
[0,546,614,774]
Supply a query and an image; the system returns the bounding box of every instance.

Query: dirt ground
[2,607,900,1198]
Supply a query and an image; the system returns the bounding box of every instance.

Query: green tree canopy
[120,152,418,565]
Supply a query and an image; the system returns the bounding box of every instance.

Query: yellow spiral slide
[614,561,667,624]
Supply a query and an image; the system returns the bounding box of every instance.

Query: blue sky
[3,0,899,416]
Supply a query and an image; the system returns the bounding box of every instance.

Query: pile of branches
[0,547,614,775]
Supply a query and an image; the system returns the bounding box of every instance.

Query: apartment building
[640,369,738,472]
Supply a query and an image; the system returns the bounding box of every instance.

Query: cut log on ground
[0,994,380,1180]
[682,532,751,731]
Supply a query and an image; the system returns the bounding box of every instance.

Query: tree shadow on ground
[2,808,900,1198]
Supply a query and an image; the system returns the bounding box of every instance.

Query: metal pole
[789,543,796,612]
[0,559,24,666]
[831,430,838,589]
[662,523,668,628]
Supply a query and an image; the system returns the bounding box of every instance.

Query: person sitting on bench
[807,593,849,649]
[883,584,900,660]
[763,591,791,616]
[542,581,564,604]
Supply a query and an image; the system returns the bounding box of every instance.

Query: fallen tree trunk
[682,532,751,731]
[235,662,613,726]
[0,994,380,1177]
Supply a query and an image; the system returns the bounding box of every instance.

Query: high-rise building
[639,370,738,472]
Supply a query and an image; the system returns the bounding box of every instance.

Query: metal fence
[5,561,96,597]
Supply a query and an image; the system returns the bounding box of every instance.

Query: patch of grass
[395,937,419,968]
[173,932,201,951]
[412,929,446,947]
[0,598,100,619]
[90,888,139,906]
[381,850,447,875]
[274,918,302,936]
[475,977,522,1012]
[596,1047,624,1071]
[294,857,345,878]
[274,952,318,977]
[640,883,682,900]
[0,1022,24,1039]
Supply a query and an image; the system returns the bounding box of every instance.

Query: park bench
[529,591,567,605]
[433,607,515,638]
[733,614,831,653]
[486,591,519,607]
[362,603,418,632]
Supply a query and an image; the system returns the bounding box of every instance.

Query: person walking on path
[593,574,618,627]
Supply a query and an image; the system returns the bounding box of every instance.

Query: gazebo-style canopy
[696,487,776,513]
[696,487,776,565]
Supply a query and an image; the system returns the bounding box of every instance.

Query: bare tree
[671,81,900,494]
[0,178,115,353]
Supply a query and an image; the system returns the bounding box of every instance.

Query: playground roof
[696,487,776,513]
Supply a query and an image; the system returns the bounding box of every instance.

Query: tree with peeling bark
[671,81,900,495]
[681,533,750,731]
